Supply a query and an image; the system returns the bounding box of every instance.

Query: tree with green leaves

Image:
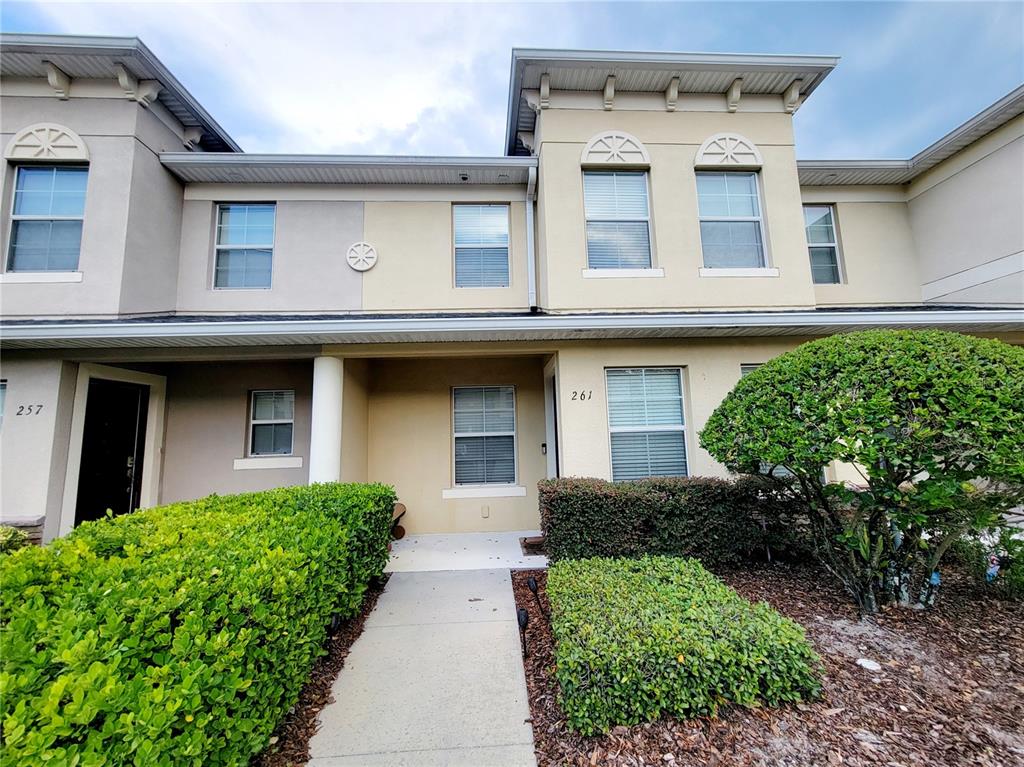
[700,330,1024,614]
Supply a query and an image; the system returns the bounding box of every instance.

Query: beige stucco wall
[0,357,77,535]
[361,199,530,311]
[176,199,364,313]
[907,116,1024,304]
[365,355,546,533]
[160,360,312,502]
[341,357,370,482]
[534,108,818,311]
[551,338,809,479]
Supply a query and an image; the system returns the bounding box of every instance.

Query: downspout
[526,165,538,312]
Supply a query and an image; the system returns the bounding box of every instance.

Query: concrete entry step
[308,569,537,767]
[385,530,548,573]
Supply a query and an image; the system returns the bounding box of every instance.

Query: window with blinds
[583,171,652,269]
[8,166,88,272]
[696,171,766,268]
[606,368,687,481]
[215,203,275,288]
[453,386,516,485]
[804,205,842,284]
[454,205,510,287]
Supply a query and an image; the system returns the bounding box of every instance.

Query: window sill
[698,267,779,278]
[233,456,303,470]
[0,271,83,284]
[582,268,664,279]
[442,485,527,499]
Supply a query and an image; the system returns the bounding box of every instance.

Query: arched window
[580,131,650,166]
[694,133,762,169]
[5,123,89,162]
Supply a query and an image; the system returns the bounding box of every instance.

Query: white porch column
[309,356,343,483]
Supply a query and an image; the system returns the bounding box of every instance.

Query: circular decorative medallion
[346,242,378,272]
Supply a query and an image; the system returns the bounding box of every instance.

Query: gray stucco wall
[175,200,364,313]
[160,360,313,502]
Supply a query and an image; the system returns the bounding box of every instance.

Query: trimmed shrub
[0,525,30,554]
[539,476,807,565]
[547,556,821,734]
[0,482,396,766]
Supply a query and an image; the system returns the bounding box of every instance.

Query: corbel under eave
[783,79,803,114]
[665,77,679,112]
[603,75,615,111]
[726,78,743,113]
[114,63,163,107]
[539,73,550,109]
[43,62,71,100]
[182,127,204,150]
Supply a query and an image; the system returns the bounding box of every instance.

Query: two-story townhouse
[1,36,1021,542]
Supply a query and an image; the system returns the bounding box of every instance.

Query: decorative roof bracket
[43,62,71,100]
[603,75,615,111]
[517,131,536,154]
[783,79,803,114]
[539,73,550,109]
[665,77,679,112]
[114,64,162,107]
[726,78,742,113]
[182,127,204,150]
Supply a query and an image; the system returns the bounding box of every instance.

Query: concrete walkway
[308,569,536,766]
[386,530,548,573]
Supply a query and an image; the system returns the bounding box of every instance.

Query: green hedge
[539,476,806,565]
[0,482,396,766]
[547,556,821,734]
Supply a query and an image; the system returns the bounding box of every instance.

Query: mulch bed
[254,574,389,767]
[513,564,1024,767]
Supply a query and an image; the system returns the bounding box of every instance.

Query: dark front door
[75,379,150,525]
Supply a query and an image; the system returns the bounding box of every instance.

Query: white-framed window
[583,170,652,269]
[453,204,510,288]
[696,171,766,268]
[7,165,88,272]
[249,390,294,456]
[452,385,516,486]
[214,203,275,289]
[606,368,687,481]
[804,205,842,284]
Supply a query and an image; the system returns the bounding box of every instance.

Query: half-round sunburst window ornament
[346,242,378,272]
[581,131,650,165]
[694,133,763,168]
[4,123,90,161]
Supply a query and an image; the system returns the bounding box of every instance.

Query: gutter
[526,166,538,310]
[3,309,1021,346]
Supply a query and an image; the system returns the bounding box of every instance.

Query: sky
[1,1,1022,159]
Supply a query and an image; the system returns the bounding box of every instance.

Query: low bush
[539,476,807,565]
[547,556,821,734]
[0,525,30,554]
[0,482,396,766]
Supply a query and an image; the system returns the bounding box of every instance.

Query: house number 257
[570,390,593,401]
[15,404,44,416]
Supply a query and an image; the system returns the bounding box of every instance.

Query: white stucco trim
[233,456,303,470]
[921,251,1024,301]
[0,271,83,283]
[59,364,167,537]
[442,485,527,499]
[699,267,780,278]
[582,268,665,279]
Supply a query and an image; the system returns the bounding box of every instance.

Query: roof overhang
[3,308,1021,350]
[0,33,240,152]
[160,153,537,185]
[505,48,839,156]
[799,83,1024,186]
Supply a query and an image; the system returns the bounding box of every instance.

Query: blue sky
[2,2,1021,158]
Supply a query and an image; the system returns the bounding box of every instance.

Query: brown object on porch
[391,502,407,539]
[520,534,545,556]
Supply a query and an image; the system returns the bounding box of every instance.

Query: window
[249,390,294,456]
[7,166,88,272]
[454,205,510,287]
[214,204,275,288]
[696,171,765,268]
[804,205,842,284]
[453,386,516,485]
[583,171,652,269]
[607,368,687,481]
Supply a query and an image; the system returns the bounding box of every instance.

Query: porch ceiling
[2,308,1022,350]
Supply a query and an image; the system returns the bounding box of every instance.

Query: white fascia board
[160,153,538,169]
[3,309,1023,344]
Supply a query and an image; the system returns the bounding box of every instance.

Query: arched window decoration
[694,133,762,169]
[4,123,89,162]
[581,131,650,166]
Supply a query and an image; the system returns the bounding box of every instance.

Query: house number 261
[570,390,593,401]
